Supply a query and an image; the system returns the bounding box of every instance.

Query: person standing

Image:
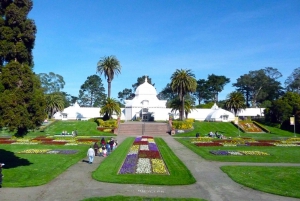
[87,146,95,164]
[0,163,4,188]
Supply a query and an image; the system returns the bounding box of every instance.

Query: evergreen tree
[0,62,46,136]
[0,1,45,136]
[0,0,36,69]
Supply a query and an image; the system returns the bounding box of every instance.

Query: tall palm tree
[224,91,246,116]
[170,69,197,120]
[170,98,194,119]
[97,55,121,98]
[100,98,121,120]
[45,93,65,118]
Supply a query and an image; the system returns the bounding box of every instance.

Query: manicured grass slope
[176,138,300,163]
[92,137,196,185]
[44,120,115,136]
[0,144,88,187]
[221,166,300,198]
[82,196,206,201]
[175,121,296,138]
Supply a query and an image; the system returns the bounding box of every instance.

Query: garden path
[1,136,300,201]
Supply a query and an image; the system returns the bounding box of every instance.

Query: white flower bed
[139,145,149,150]
[136,158,151,174]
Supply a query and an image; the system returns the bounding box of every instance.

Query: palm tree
[170,69,197,120]
[224,91,246,116]
[45,93,65,118]
[100,98,121,120]
[170,98,194,119]
[97,55,121,98]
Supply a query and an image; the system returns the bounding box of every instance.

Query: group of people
[207,131,226,139]
[60,130,77,137]
[87,137,118,164]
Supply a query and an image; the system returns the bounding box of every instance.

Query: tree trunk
[107,79,111,98]
[181,96,185,121]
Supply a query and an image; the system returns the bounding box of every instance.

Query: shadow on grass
[0,149,32,168]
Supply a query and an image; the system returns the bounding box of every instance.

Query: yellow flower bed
[239,151,269,156]
[130,145,139,151]
[17,149,51,154]
[151,159,168,174]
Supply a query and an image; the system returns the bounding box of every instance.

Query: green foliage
[0,0,36,68]
[45,92,65,118]
[78,74,106,107]
[92,137,196,185]
[221,166,300,198]
[224,91,246,116]
[172,120,193,130]
[97,119,117,128]
[265,92,300,126]
[206,74,230,102]
[0,62,46,136]
[97,55,121,98]
[37,72,65,94]
[100,98,121,119]
[170,69,197,120]
[196,102,214,108]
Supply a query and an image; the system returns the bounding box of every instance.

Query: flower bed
[17,149,78,154]
[119,136,168,175]
[209,150,269,156]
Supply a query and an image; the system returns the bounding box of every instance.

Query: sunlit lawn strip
[1,144,87,187]
[221,166,300,199]
[93,137,196,185]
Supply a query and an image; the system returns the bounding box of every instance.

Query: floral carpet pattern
[191,137,300,147]
[119,136,169,175]
[0,136,98,145]
[209,150,270,156]
[17,149,78,154]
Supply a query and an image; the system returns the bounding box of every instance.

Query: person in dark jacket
[0,163,4,188]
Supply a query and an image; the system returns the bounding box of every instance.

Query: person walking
[87,146,95,164]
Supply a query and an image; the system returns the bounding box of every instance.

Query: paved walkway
[1,136,300,201]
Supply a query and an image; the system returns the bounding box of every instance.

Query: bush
[97,119,117,128]
[172,120,193,129]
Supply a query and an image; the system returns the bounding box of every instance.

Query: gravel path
[1,136,300,201]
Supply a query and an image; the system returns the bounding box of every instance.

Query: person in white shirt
[87,146,95,164]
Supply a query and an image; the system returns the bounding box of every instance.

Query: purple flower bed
[119,154,138,174]
[209,150,230,155]
[148,143,158,151]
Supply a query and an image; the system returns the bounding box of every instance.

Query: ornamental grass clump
[119,136,169,175]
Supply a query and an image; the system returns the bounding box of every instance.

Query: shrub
[172,120,193,129]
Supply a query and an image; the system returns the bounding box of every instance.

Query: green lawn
[82,196,206,201]
[0,120,116,137]
[176,138,300,163]
[221,166,300,198]
[92,137,196,185]
[0,144,88,187]
[174,121,296,139]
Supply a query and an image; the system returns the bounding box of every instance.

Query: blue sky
[29,0,300,101]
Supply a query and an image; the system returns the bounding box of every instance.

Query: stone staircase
[117,122,170,136]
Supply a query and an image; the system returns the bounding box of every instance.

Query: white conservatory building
[53,78,264,122]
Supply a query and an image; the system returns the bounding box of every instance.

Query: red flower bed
[213,140,234,143]
[41,141,67,145]
[195,142,222,146]
[138,150,160,159]
[133,141,148,145]
[142,136,153,139]
[246,142,274,146]
[0,140,16,144]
